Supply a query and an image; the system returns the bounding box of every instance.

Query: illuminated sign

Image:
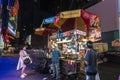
[8,22,16,37]
[43,17,54,24]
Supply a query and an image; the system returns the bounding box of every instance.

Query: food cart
[46,9,101,79]
[49,29,87,79]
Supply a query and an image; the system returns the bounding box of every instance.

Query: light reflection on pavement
[0,57,54,80]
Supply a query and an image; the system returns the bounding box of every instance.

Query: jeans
[52,63,60,80]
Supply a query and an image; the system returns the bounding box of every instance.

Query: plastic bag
[95,73,100,80]
[118,75,120,80]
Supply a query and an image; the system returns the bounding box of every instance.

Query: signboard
[74,30,86,36]
[60,9,81,18]
[55,29,86,38]
[88,26,101,42]
[43,17,54,24]
[8,22,16,37]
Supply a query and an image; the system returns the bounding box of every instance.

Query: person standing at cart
[84,41,98,80]
[51,44,61,80]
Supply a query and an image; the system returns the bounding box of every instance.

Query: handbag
[24,58,30,65]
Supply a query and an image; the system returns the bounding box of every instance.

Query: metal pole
[118,0,120,39]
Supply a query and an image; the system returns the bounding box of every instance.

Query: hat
[86,41,93,48]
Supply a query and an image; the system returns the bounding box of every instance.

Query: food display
[49,29,86,74]
[49,29,103,76]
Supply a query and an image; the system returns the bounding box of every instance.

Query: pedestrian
[16,45,32,78]
[51,45,61,80]
[84,41,98,80]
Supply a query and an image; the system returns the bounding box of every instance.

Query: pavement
[98,62,120,80]
[0,55,120,80]
[0,56,54,80]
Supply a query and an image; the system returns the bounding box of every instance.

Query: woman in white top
[16,46,31,78]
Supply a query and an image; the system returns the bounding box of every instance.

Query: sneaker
[20,74,25,78]
[30,61,32,63]
[23,73,27,76]
[43,77,47,80]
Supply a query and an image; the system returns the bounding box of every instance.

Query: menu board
[88,26,101,42]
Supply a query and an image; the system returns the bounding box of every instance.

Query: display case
[49,29,86,77]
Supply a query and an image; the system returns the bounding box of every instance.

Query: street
[0,57,54,80]
[0,56,120,80]
[99,62,120,80]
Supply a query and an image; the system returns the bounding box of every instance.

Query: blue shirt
[84,49,97,73]
[52,49,60,64]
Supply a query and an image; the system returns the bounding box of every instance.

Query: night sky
[18,0,102,44]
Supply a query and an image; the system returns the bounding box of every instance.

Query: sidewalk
[0,57,54,80]
[0,54,120,80]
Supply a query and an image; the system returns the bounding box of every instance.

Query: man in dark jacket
[84,41,98,80]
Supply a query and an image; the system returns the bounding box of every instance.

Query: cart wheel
[103,57,108,62]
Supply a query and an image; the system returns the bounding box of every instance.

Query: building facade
[86,0,119,50]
